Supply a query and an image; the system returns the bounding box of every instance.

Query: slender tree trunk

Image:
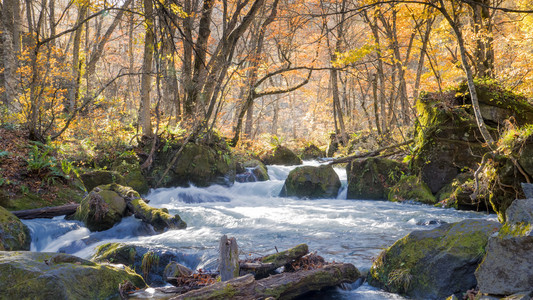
[140,0,155,137]
[438,0,494,145]
[468,0,494,78]
[413,16,434,100]
[67,3,88,112]
[372,73,382,135]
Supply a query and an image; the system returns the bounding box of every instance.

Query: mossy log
[12,204,79,219]
[127,198,186,232]
[240,244,309,278]
[171,263,360,300]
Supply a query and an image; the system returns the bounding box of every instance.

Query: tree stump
[219,235,239,281]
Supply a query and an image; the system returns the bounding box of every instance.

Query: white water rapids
[22,161,496,299]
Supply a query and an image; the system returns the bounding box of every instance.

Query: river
[22,161,495,299]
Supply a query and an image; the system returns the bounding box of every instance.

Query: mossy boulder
[0,206,31,251]
[368,219,501,299]
[92,242,197,286]
[80,170,125,192]
[387,175,436,204]
[280,165,341,199]
[261,146,302,166]
[163,261,193,283]
[476,200,533,296]
[347,158,407,200]
[0,251,145,299]
[299,144,326,160]
[436,173,492,212]
[236,159,269,182]
[149,136,236,188]
[71,184,134,231]
[111,161,150,195]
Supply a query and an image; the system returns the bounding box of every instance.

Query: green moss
[498,222,532,238]
[347,158,407,200]
[261,244,308,266]
[92,242,138,267]
[0,206,31,251]
[141,251,159,278]
[387,175,436,204]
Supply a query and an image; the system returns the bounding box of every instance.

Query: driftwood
[11,204,80,219]
[170,263,360,300]
[126,198,187,232]
[240,243,308,278]
[329,139,414,165]
[219,235,240,281]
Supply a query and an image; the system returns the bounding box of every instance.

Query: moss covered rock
[347,158,407,200]
[92,242,196,286]
[71,184,134,231]
[280,165,341,199]
[387,175,436,204]
[149,136,235,188]
[0,251,145,299]
[368,219,501,299]
[300,144,326,160]
[261,146,302,166]
[0,206,31,251]
[236,159,269,182]
[80,170,125,192]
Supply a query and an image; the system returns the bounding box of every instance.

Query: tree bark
[219,235,240,281]
[67,3,89,112]
[12,204,80,219]
[140,0,155,137]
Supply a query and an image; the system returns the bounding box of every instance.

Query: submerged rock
[368,219,501,299]
[261,145,302,166]
[236,159,269,182]
[0,206,31,251]
[346,157,406,200]
[0,251,145,299]
[280,165,341,199]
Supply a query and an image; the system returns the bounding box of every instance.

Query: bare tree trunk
[413,15,434,100]
[438,0,494,146]
[1,0,21,110]
[468,0,494,78]
[219,235,239,281]
[372,73,382,135]
[140,0,155,137]
[67,3,88,112]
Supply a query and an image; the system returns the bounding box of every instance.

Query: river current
[22,161,496,299]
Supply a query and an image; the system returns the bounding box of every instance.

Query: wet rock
[388,175,436,204]
[347,157,407,200]
[236,159,269,182]
[280,165,341,199]
[0,251,145,299]
[261,146,302,166]
[0,206,31,251]
[164,261,193,283]
[368,219,501,299]
[92,242,199,286]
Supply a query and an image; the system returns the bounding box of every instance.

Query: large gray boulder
[0,251,145,299]
[261,146,302,166]
[368,219,501,299]
[280,165,341,199]
[0,206,31,251]
[475,199,533,296]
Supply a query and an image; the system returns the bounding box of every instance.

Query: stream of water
[22,161,496,299]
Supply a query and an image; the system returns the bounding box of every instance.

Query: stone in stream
[0,251,146,299]
[261,145,302,166]
[368,219,501,300]
[0,206,31,251]
[346,157,407,200]
[280,165,341,199]
[235,159,269,182]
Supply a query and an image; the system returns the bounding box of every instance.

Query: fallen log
[11,204,80,219]
[171,263,360,300]
[329,139,413,165]
[127,198,187,232]
[240,243,309,278]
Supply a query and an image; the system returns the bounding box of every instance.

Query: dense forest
[1,0,533,299]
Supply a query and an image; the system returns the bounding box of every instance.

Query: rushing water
[23,161,496,299]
